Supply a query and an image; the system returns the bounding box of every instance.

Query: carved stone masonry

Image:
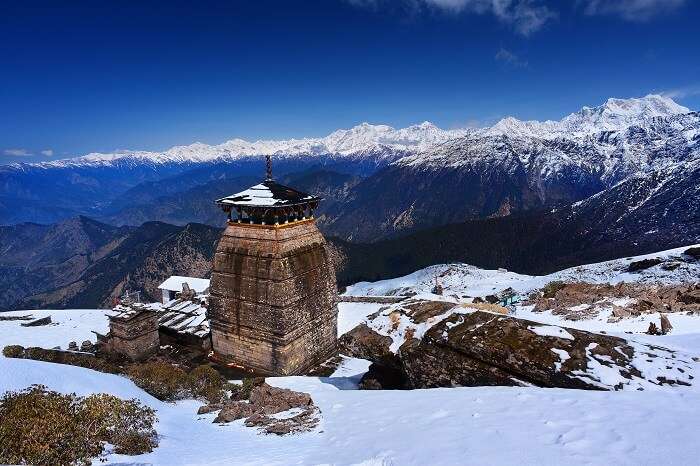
[208,219,338,375]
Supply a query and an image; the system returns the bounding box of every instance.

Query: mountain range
[1,94,698,310]
[3,94,695,235]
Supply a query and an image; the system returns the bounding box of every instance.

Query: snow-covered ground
[3,308,700,465]
[345,244,700,299]
[2,245,700,465]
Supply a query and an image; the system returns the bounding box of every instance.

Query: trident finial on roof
[265,155,272,180]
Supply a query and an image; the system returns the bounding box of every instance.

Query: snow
[11,95,694,176]
[529,325,575,340]
[2,244,700,465]
[344,244,700,300]
[550,348,570,371]
[158,276,210,293]
[3,333,700,465]
[337,302,384,335]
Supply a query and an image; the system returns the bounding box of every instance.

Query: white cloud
[661,85,700,100]
[581,0,686,22]
[347,0,557,36]
[495,47,528,68]
[3,148,32,157]
[41,149,54,156]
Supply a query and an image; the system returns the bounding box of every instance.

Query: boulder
[339,323,399,369]
[684,246,700,260]
[213,401,256,423]
[628,258,663,272]
[249,383,312,415]
[660,314,673,335]
[647,322,660,335]
[213,382,318,434]
[342,305,696,391]
[197,403,223,415]
[20,316,52,327]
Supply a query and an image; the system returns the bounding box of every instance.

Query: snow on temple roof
[158,276,210,294]
[216,179,319,208]
[157,297,210,338]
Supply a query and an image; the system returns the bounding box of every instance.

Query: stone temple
[208,157,338,375]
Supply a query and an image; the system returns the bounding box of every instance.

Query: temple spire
[265,155,272,180]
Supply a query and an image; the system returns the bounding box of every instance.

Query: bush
[0,385,157,466]
[127,361,191,401]
[2,345,24,358]
[80,394,157,455]
[188,365,229,403]
[2,345,118,374]
[541,281,566,298]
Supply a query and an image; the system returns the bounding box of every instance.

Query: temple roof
[216,179,320,208]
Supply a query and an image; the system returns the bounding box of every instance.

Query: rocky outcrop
[211,383,319,435]
[527,282,700,321]
[341,304,697,391]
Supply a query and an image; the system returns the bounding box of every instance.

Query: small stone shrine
[208,156,338,375]
[102,302,160,361]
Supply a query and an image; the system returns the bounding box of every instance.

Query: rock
[684,246,700,260]
[213,383,319,434]
[485,295,499,304]
[245,407,320,435]
[358,363,407,390]
[339,324,399,368]
[661,261,681,271]
[213,401,256,423]
[20,316,52,327]
[627,258,663,272]
[611,306,631,318]
[343,306,696,391]
[678,285,700,305]
[660,314,673,335]
[248,383,312,415]
[647,322,660,335]
[197,403,223,415]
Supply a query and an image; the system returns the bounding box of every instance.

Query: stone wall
[209,219,339,375]
[105,311,160,361]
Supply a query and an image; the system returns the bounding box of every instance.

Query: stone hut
[208,157,338,375]
[102,303,159,361]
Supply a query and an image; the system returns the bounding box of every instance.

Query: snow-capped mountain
[12,121,470,171]
[9,94,690,171]
[322,95,699,242]
[1,94,697,230]
[485,94,691,139]
[2,95,698,173]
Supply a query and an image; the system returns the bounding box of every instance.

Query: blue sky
[1,0,699,163]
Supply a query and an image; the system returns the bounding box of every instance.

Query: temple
[207,156,338,375]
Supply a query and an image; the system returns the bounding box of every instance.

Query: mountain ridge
[3,94,691,171]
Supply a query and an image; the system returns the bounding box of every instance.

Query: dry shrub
[3,345,118,373]
[128,362,231,403]
[0,385,157,466]
[188,365,230,403]
[80,393,157,455]
[127,361,191,401]
[2,345,23,358]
